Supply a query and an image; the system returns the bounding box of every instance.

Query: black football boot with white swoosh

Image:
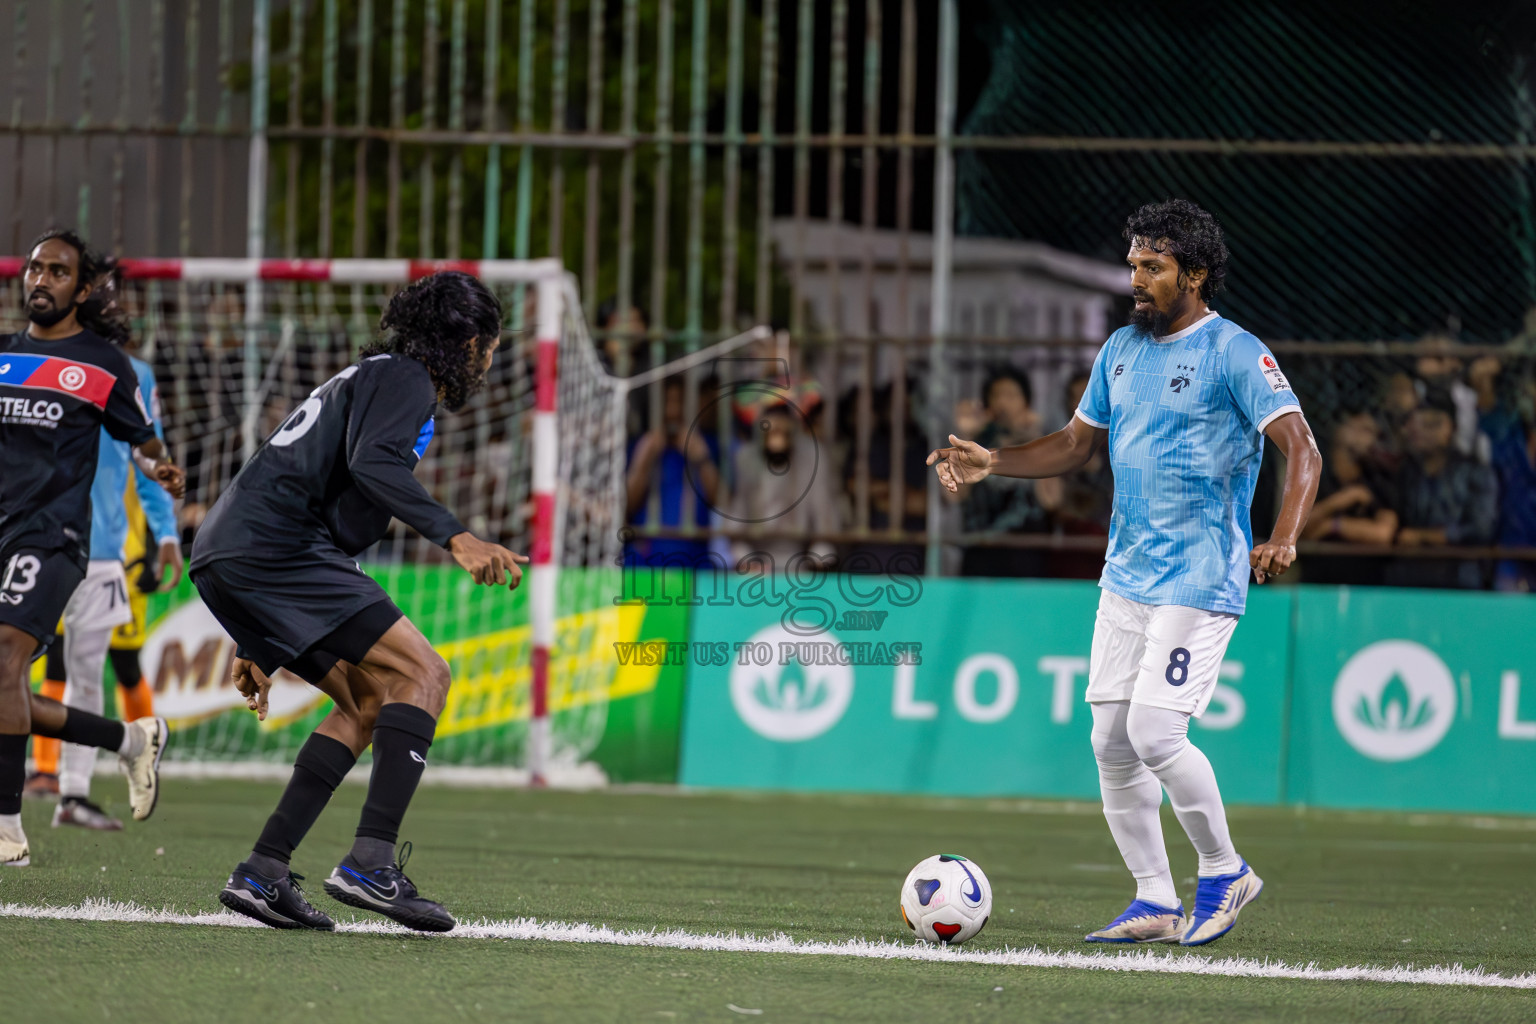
[322,841,455,932]
[219,861,336,930]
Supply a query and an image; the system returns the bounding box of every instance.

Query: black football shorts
[0,541,85,660]
[191,552,404,685]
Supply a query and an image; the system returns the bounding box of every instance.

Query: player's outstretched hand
[153,460,186,499]
[232,656,272,721]
[926,434,993,492]
[449,532,531,589]
[1249,540,1297,584]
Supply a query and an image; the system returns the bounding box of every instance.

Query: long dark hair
[361,271,504,412]
[28,228,131,345]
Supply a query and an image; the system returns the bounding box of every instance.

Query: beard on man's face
[26,289,75,328]
[1128,301,1174,338]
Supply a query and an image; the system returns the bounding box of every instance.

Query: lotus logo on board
[730,623,854,741]
[1332,640,1456,761]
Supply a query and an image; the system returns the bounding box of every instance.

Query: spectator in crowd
[1384,387,1498,589]
[1036,370,1114,579]
[839,380,927,577]
[1469,356,1536,592]
[1378,368,1421,458]
[1415,338,1489,462]
[595,298,649,377]
[955,367,1050,577]
[1300,408,1399,585]
[624,375,720,569]
[723,386,840,571]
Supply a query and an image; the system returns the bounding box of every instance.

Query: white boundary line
[3,900,1533,990]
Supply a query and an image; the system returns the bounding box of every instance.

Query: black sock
[35,708,127,751]
[251,732,357,871]
[0,734,25,815]
[352,703,436,866]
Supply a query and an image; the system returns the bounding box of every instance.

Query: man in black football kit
[192,271,528,932]
[0,231,185,867]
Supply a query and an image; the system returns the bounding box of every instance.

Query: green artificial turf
[3,778,1535,1023]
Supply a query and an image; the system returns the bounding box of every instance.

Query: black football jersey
[0,328,157,563]
[190,353,468,569]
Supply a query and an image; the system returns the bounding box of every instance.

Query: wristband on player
[131,448,174,477]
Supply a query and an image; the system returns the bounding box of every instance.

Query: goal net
[3,259,625,782]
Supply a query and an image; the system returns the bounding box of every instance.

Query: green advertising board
[51,566,687,781]
[677,577,1290,803]
[1289,586,1536,813]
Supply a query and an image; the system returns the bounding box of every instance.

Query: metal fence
[2,0,1535,584]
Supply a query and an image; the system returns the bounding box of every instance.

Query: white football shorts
[1084,588,1239,717]
[62,559,133,634]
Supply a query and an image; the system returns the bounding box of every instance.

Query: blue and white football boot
[1085,899,1186,943]
[1180,860,1263,946]
[323,841,455,933]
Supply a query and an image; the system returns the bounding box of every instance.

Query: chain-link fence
[3,1,1535,588]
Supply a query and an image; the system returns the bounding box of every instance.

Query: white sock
[118,722,144,758]
[1141,736,1244,876]
[1098,758,1181,907]
[1092,702,1179,909]
[0,811,22,838]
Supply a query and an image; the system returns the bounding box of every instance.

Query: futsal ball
[899,854,993,945]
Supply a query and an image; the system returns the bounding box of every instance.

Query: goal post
[2,257,615,783]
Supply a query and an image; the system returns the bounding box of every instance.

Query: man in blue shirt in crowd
[930,199,1321,947]
[623,375,720,569]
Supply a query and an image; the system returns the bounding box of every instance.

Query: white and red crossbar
[0,256,563,283]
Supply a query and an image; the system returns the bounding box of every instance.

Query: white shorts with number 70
[61,559,133,634]
[1084,589,1240,717]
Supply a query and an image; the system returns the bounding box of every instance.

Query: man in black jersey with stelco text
[191,271,529,932]
[0,231,185,868]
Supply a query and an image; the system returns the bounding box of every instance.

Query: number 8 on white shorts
[1086,590,1240,717]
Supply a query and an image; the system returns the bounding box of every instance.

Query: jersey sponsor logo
[1113,364,1125,380]
[1258,353,1292,393]
[1169,374,1191,393]
[0,395,66,426]
[0,353,118,409]
[1332,640,1456,761]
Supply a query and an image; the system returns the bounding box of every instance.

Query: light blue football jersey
[1075,311,1302,615]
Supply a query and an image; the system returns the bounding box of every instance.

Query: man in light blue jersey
[41,347,181,829]
[929,199,1321,947]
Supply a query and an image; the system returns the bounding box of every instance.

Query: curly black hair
[361,271,504,412]
[1122,199,1229,301]
[27,228,132,345]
